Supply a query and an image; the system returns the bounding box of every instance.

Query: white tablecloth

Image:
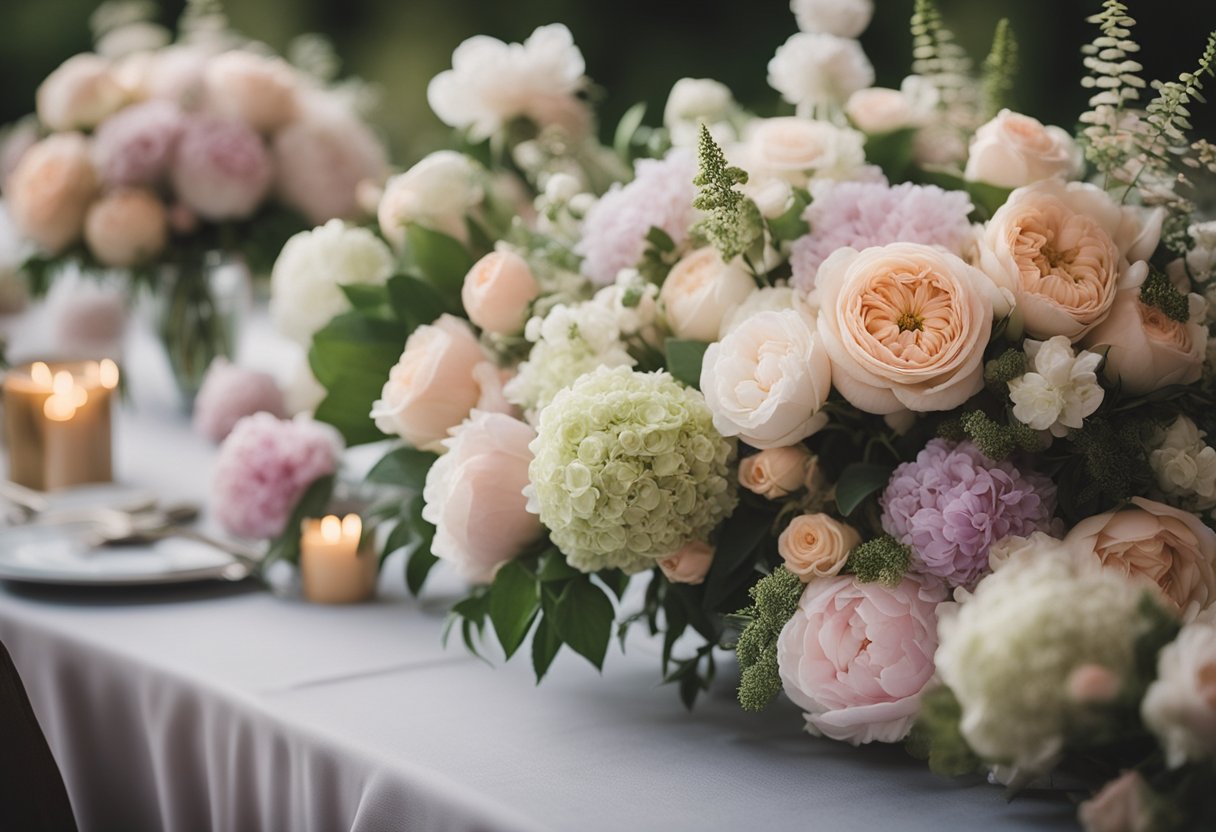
[0,319,1079,832]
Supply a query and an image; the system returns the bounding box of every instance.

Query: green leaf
[530,612,562,683]
[382,519,416,564]
[863,128,917,182]
[554,577,615,670]
[340,283,390,313]
[313,386,387,447]
[765,188,810,242]
[702,503,772,609]
[597,569,631,599]
[308,311,405,446]
[537,549,579,582]
[665,339,711,390]
[405,223,475,308]
[613,101,647,161]
[264,475,336,566]
[406,549,439,597]
[366,446,438,490]
[489,560,541,659]
[387,274,452,330]
[835,462,894,517]
[645,226,676,253]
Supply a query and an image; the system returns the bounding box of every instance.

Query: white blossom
[1150,417,1216,508]
[1008,336,1104,437]
[767,32,874,115]
[791,0,873,38]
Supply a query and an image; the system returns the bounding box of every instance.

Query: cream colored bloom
[660,248,756,342]
[204,51,300,133]
[462,249,540,336]
[1143,621,1216,767]
[1149,417,1216,506]
[6,133,97,255]
[778,513,861,580]
[378,151,483,248]
[964,110,1082,189]
[1007,336,1104,437]
[767,32,873,114]
[791,0,873,37]
[738,446,815,499]
[36,54,125,131]
[83,187,167,267]
[658,540,715,585]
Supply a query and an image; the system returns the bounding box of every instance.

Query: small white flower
[791,0,874,38]
[1007,336,1104,437]
[664,78,737,146]
[1188,220,1216,283]
[1150,417,1216,505]
[767,32,874,114]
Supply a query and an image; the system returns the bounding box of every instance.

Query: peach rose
[1065,497,1216,622]
[964,110,1082,189]
[1082,277,1205,396]
[814,242,995,414]
[657,540,715,585]
[845,85,930,135]
[738,446,814,499]
[1067,664,1122,705]
[370,315,511,452]
[660,248,757,342]
[977,180,1164,340]
[203,51,300,134]
[6,133,98,254]
[36,54,126,131]
[422,411,542,584]
[1078,772,1152,832]
[83,188,168,267]
[461,250,540,335]
[778,513,861,580]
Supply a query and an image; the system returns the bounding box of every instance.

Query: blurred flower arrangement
[268,0,1216,826]
[2,0,387,396]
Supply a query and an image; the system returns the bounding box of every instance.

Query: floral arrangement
[275,0,1216,826]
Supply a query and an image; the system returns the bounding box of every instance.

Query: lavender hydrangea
[791,180,973,292]
[880,439,1057,587]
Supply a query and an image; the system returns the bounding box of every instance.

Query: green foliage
[308,311,403,445]
[981,18,1018,120]
[863,128,917,182]
[664,338,710,389]
[910,0,977,120]
[983,348,1027,393]
[263,475,336,567]
[1140,266,1191,323]
[489,560,541,659]
[957,410,1041,460]
[403,223,475,312]
[835,462,894,517]
[1066,416,1154,511]
[1079,0,1145,177]
[764,187,811,243]
[906,686,984,777]
[638,226,680,284]
[692,125,763,263]
[380,493,440,596]
[702,502,775,609]
[845,535,912,587]
[734,567,803,712]
[366,446,439,491]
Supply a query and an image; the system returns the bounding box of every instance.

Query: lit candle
[3,359,120,491]
[299,513,378,604]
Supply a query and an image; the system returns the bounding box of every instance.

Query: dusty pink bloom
[171,115,273,221]
[193,359,287,443]
[92,100,184,187]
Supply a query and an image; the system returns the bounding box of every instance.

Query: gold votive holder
[299,514,378,604]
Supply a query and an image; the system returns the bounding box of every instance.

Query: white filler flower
[1008,336,1104,437]
[791,0,874,38]
[767,32,874,114]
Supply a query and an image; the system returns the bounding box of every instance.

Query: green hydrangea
[528,365,737,573]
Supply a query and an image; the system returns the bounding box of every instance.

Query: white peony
[1008,336,1104,437]
[664,78,737,147]
[427,24,589,141]
[734,117,869,192]
[270,219,395,344]
[1142,621,1216,768]
[1150,417,1216,507]
[700,308,832,449]
[791,0,874,38]
[377,151,483,249]
[767,32,874,114]
[719,285,815,338]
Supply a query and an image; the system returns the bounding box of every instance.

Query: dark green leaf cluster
[845,535,912,587]
[956,410,1041,460]
[735,567,802,712]
[1140,266,1191,323]
[980,18,1018,120]
[1068,416,1154,507]
[263,475,336,567]
[638,226,679,285]
[692,125,762,262]
[983,348,1027,393]
[905,686,984,777]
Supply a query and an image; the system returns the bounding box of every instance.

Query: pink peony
[92,100,185,188]
[791,180,974,291]
[171,115,273,221]
[211,413,342,539]
[576,151,697,285]
[49,280,126,357]
[777,573,944,744]
[193,359,287,443]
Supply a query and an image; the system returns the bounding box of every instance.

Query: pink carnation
[211,413,342,539]
[576,151,697,285]
[193,359,287,443]
[791,180,974,292]
[92,100,184,188]
[171,115,273,221]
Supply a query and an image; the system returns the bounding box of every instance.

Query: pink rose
[1078,771,1152,832]
[657,540,715,585]
[659,247,756,342]
[83,187,168,267]
[203,51,299,134]
[461,250,540,335]
[1141,621,1216,768]
[1067,664,1122,704]
[370,315,511,453]
[92,99,184,188]
[777,574,944,744]
[421,411,542,583]
[171,115,273,221]
[6,133,97,254]
[1065,497,1216,622]
[36,53,125,131]
[193,359,287,443]
[778,513,861,581]
[964,110,1082,189]
[738,446,815,499]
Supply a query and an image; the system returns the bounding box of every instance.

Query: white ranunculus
[659,248,756,342]
[1150,417,1216,505]
[767,32,874,114]
[791,0,874,38]
[964,110,1083,189]
[377,151,484,249]
[1007,336,1104,437]
[270,219,395,343]
[1142,622,1216,768]
[700,308,832,449]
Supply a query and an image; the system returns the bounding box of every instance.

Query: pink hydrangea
[193,359,287,443]
[880,439,1059,588]
[576,151,697,285]
[92,100,184,187]
[171,115,273,221]
[211,413,342,539]
[791,180,974,291]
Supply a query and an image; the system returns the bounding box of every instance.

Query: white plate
[0,525,252,586]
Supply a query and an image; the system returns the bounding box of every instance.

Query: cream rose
[1065,496,1216,622]
[964,110,1082,189]
[6,133,98,255]
[377,151,483,249]
[779,513,861,581]
[1082,278,1206,396]
[204,51,300,134]
[659,248,757,342]
[36,54,126,131]
[1142,622,1216,769]
[421,411,542,584]
[845,81,934,135]
[370,315,510,452]
[657,540,715,585]
[738,117,867,188]
[461,249,540,335]
[738,446,815,499]
[83,188,168,267]
[701,308,832,449]
[815,243,994,414]
[977,180,1163,339]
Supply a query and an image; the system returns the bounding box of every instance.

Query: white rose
[1187,220,1216,281]
[719,285,816,337]
[1142,622,1216,768]
[664,78,737,147]
[791,0,873,38]
[1150,417,1216,503]
[767,32,874,114]
[270,219,395,343]
[845,76,936,134]
[377,151,483,249]
[701,308,832,448]
[736,117,867,189]
[660,248,756,342]
[36,54,126,131]
[964,110,1083,189]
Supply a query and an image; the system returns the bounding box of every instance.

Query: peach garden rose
[738,446,815,499]
[461,249,540,336]
[658,540,715,585]
[964,110,1082,189]
[6,132,98,254]
[83,187,168,267]
[778,513,861,581]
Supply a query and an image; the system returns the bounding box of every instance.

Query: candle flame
[43,370,88,421]
[341,514,362,540]
[30,362,53,387]
[320,515,343,543]
[99,359,120,390]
